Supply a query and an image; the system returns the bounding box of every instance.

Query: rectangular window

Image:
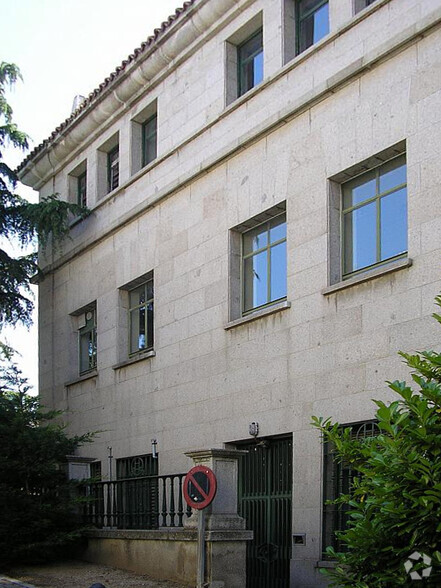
[129,276,154,355]
[322,421,379,555]
[354,0,377,14]
[108,145,119,193]
[238,29,263,97]
[77,170,87,207]
[342,154,407,278]
[297,0,329,54]
[242,212,287,314]
[79,307,97,375]
[142,114,157,168]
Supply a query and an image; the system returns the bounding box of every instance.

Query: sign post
[183,465,217,588]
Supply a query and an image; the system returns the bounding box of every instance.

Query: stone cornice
[17,0,245,189]
[33,6,441,279]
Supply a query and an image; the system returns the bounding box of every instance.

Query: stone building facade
[18,0,441,586]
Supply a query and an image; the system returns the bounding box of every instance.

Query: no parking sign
[183,465,217,510]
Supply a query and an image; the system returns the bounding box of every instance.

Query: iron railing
[82,473,191,530]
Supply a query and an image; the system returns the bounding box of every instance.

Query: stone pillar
[184,449,253,588]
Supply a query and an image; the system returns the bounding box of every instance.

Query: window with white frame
[128,275,154,356]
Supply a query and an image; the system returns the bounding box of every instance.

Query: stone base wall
[82,528,250,587]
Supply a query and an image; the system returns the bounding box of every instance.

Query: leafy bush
[0,345,93,565]
[312,297,441,586]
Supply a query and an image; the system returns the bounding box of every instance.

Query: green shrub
[312,296,441,586]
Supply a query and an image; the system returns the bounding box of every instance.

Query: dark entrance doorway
[237,435,293,588]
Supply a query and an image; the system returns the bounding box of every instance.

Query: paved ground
[1,561,187,588]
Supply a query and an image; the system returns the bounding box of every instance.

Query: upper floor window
[297,0,329,54]
[68,159,87,207]
[342,154,407,278]
[77,170,87,207]
[108,145,119,193]
[129,275,154,356]
[142,114,157,167]
[238,29,263,97]
[242,212,287,314]
[131,101,158,176]
[79,306,97,375]
[354,0,377,14]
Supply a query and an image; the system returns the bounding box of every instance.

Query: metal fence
[82,473,191,529]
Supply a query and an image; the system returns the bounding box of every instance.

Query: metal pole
[197,509,206,588]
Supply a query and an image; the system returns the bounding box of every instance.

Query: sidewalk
[1,561,187,588]
[0,579,35,588]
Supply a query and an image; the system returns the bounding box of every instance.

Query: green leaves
[0,62,90,330]
[312,295,441,586]
[0,347,94,565]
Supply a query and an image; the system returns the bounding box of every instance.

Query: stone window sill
[323,258,412,296]
[112,349,156,370]
[65,370,98,387]
[224,300,291,330]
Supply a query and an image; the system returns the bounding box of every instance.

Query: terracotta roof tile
[17,0,197,173]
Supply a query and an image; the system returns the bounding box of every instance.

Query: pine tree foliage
[312,296,441,586]
[0,344,94,565]
[0,62,89,329]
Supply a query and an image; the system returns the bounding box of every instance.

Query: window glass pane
[299,0,325,17]
[130,286,145,308]
[143,115,157,166]
[147,302,154,349]
[243,224,268,255]
[299,1,329,52]
[269,215,286,243]
[270,242,287,302]
[244,250,268,311]
[344,202,376,274]
[130,308,146,353]
[146,279,154,301]
[380,188,407,260]
[253,50,263,86]
[313,2,329,43]
[379,158,406,194]
[78,172,87,207]
[80,330,96,373]
[240,30,262,60]
[343,171,376,208]
[238,30,263,95]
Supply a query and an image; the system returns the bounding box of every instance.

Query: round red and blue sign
[183,465,217,510]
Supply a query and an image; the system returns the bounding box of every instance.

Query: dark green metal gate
[238,436,292,588]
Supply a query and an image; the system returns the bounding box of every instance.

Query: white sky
[1,0,182,392]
